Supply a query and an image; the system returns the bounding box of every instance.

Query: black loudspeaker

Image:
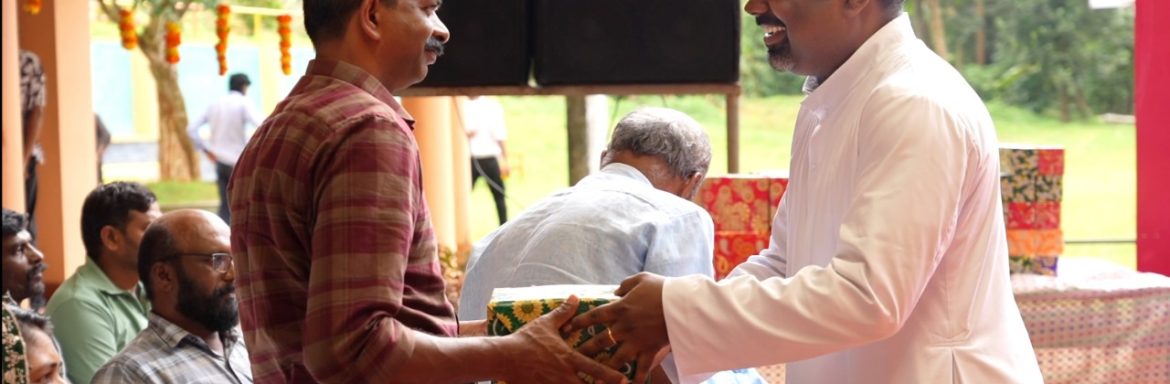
[415,0,530,87]
[533,0,740,86]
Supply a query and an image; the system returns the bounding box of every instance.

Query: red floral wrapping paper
[696,173,788,279]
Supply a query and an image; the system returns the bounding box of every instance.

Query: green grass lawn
[151,95,1137,269]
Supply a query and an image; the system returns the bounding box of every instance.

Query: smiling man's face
[744,0,855,80]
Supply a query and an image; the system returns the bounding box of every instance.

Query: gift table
[1013,258,1170,384]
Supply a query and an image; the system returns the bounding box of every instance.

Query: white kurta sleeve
[662,92,973,379]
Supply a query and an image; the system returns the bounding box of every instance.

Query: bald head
[138,210,230,300]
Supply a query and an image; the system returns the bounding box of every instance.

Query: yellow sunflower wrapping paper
[486,285,635,383]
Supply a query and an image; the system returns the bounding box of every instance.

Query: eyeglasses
[161,252,234,273]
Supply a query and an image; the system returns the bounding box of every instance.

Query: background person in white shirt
[569,0,1044,383]
[462,95,509,225]
[187,73,263,223]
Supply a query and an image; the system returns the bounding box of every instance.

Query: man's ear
[359,0,383,41]
[152,262,177,296]
[100,226,121,254]
[684,172,705,199]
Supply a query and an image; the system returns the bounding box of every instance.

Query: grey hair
[603,107,712,179]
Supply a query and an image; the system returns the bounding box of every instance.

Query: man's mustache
[215,284,236,300]
[29,262,47,278]
[425,38,445,57]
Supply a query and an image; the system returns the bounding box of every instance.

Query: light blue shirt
[459,163,764,384]
[459,163,715,320]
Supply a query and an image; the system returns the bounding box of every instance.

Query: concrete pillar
[19,0,97,284]
[404,97,457,253]
[566,95,609,185]
[450,97,472,261]
[2,0,24,211]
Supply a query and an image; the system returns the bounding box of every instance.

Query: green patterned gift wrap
[486,285,635,382]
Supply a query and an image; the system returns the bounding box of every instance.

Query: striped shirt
[227,59,457,384]
[91,313,252,383]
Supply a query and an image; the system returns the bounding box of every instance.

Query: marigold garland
[118,8,137,50]
[277,14,292,75]
[215,4,231,75]
[23,0,41,15]
[165,21,181,64]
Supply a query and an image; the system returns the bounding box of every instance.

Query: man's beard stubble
[175,266,239,334]
[27,263,47,310]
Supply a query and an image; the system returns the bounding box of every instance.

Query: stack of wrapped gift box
[693,173,789,279]
[1000,145,1064,275]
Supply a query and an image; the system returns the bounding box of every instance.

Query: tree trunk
[1059,88,1071,122]
[924,0,950,61]
[140,17,199,181]
[975,0,987,65]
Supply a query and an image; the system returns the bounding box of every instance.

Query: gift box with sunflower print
[486,285,635,382]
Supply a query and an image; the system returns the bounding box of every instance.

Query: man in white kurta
[571,1,1044,383]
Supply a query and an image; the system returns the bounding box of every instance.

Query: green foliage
[964,0,1134,117]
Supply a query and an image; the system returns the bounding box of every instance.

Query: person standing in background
[96,115,111,185]
[463,95,509,225]
[20,50,46,244]
[187,73,263,223]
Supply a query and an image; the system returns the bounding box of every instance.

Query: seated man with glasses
[93,209,251,383]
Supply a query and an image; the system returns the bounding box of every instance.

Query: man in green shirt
[45,182,160,383]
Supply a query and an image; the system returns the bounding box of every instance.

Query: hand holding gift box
[488,285,641,383]
[483,291,628,384]
[569,275,671,384]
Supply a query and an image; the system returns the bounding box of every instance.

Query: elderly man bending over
[459,107,764,384]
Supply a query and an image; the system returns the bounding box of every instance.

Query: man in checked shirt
[226,1,627,383]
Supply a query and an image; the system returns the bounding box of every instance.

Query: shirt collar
[147,312,242,354]
[77,258,146,297]
[801,13,916,119]
[599,163,653,186]
[302,59,417,129]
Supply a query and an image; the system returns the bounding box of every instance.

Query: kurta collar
[802,13,916,120]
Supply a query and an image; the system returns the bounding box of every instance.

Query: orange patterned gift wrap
[714,231,769,280]
[696,173,788,279]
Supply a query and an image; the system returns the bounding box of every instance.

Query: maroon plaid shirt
[228,59,457,384]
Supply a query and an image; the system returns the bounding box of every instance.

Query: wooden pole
[2,0,24,211]
[405,97,457,251]
[18,0,97,284]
